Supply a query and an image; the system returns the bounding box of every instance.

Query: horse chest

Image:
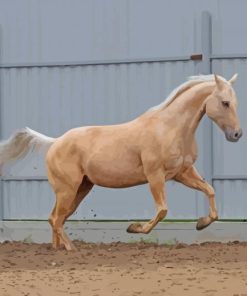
[164,137,197,171]
[183,154,195,168]
[165,154,195,178]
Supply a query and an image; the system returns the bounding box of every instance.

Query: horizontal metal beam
[1,53,247,69]
[1,176,48,181]
[211,53,247,60]
[0,56,191,69]
[213,175,247,180]
[1,221,247,244]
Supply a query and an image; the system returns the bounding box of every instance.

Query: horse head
[205,74,242,142]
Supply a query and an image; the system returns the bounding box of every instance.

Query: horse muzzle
[224,127,243,142]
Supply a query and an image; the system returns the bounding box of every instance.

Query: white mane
[149,74,227,112]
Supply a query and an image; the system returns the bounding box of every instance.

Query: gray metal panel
[2,180,207,220]
[211,0,247,55]
[1,0,246,64]
[0,0,202,64]
[2,181,53,220]
[213,180,247,218]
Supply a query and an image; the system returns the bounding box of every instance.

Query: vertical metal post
[201,11,213,186]
[0,180,3,221]
[0,26,3,221]
[201,11,212,74]
[199,11,214,218]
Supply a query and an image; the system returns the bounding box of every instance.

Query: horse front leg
[175,165,218,230]
[127,169,168,234]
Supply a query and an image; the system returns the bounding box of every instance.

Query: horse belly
[85,157,146,188]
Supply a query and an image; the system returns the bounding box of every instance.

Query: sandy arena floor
[0,241,247,296]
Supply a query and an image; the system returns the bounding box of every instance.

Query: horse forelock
[148,74,228,112]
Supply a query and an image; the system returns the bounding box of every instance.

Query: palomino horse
[0,74,242,251]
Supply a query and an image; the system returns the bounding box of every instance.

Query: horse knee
[205,184,215,197]
[210,212,218,220]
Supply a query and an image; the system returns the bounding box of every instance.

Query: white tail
[0,127,55,172]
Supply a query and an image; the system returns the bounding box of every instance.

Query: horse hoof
[62,242,78,252]
[67,244,78,252]
[196,216,213,231]
[127,222,143,233]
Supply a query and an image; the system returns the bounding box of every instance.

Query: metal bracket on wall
[190,54,203,61]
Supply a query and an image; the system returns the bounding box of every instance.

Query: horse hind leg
[48,203,60,249]
[49,177,94,251]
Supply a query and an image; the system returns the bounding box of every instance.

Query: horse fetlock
[52,241,60,250]
[158,208,168,220]
[209,213,218,220]
[141,224,152,234]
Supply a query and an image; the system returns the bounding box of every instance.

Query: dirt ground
[0,241,247,296]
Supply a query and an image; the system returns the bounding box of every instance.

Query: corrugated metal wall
[0,0,246,220]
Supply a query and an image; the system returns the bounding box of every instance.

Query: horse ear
[228,73,238,85]
[214,74,224,90]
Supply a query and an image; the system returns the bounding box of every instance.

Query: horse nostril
[234,132,239,138]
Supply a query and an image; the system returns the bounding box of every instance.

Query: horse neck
[158,81,215,136]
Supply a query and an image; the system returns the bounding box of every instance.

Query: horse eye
[222,101,230,108]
